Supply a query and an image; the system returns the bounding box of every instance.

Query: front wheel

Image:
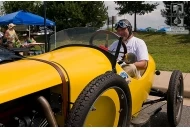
[167,70,184,126]
[65,72,132,127]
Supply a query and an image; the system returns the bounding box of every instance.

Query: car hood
[0,45,114,104]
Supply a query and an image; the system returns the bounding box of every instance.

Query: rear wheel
[65,72,132,127]
[167,70,184,126]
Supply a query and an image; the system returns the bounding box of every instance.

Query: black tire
[65,72,132,127]
[167,70,184,127]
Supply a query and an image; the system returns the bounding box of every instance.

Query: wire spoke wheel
[65,72,132,127]
[167,70,184,127]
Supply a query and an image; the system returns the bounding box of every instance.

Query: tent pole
[29,25,30,39]
[44,1,48,52]
[55,26,56,49]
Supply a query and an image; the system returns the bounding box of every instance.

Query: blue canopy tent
[0,10,57,50]
[0,10,55,26]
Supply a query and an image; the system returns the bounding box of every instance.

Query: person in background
[4,23,21,48]
[0,28,7,46]
[0,31,10,48]
[22,32,36,48]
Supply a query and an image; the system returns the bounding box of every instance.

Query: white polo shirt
[108,36,149,61]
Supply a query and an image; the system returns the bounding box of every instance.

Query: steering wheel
[89,30,127,62]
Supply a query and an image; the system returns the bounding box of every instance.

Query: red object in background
[99,45,108,51]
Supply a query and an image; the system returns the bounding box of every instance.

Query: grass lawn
[134,32,190,73]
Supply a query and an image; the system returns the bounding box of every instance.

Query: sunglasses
[115,20,129,29]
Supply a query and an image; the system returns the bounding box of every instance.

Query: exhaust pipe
[36,96,58,127]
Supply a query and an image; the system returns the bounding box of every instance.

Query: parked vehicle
[0,29,183,127]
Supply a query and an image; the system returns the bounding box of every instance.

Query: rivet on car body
[119,109,123,113]
[121,94,124,99]
[91,106,96,111]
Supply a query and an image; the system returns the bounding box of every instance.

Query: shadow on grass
[134,32,190,45]
[171,34,190,44]
[134,32,167,37]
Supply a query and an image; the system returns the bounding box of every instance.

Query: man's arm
[135,39,149,70]
[134,60,148,70]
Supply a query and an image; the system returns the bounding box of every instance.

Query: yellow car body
[0,41,156,126]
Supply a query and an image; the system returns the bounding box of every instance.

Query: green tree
[161,1,190,29]
[39,1,108,31]
[36,1,84,30]
[1,1,42,14]
[79,1,108,28]
[0,1,108,31]
[115,1,159,31]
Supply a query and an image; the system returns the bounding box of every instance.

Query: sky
[103,1,168,29]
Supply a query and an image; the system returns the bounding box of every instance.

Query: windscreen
[49,27,123,59]
[49,27,98,50]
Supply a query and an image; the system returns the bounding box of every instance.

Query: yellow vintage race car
[0,29,184,127]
